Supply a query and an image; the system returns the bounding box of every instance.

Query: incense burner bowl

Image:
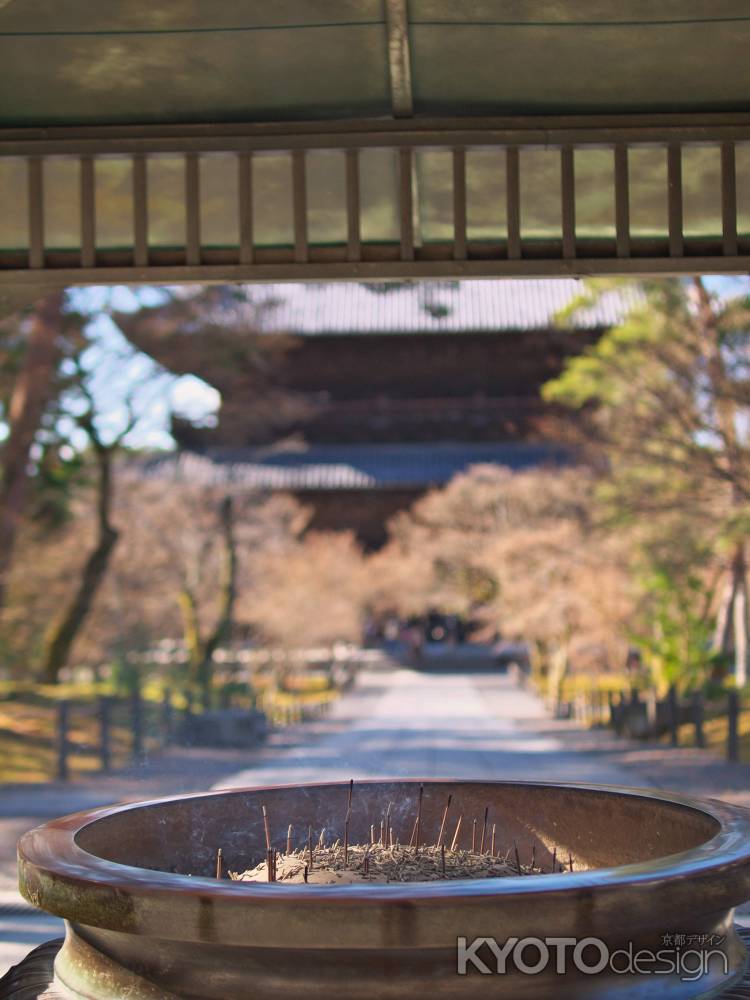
[17,779,750,999]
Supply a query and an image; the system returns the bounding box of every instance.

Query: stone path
[4,664,750,973]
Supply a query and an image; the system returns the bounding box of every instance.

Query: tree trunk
[197,495,237,708]
[178,586,203,678]
[713,560,739,656]
[732,544,749,687]
[179,497,238,709]
[547,641,569,711]
[0,291,64,609]
[41,444,119,682]
[692,278,750,685]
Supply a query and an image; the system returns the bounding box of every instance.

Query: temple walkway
[218,666,642,789]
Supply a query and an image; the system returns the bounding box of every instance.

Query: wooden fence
[560,685,743,763]
[52,683,334,781]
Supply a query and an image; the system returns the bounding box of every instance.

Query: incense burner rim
[18,778,748,913]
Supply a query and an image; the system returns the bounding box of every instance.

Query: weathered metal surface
[15,780,750,998]
[2,4,750,128]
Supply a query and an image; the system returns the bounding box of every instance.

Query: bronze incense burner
[17,779,750,998]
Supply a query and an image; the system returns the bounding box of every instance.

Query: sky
[49,275,750,454]
[67,285,220,452]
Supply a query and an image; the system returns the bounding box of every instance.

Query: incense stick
[480,807,489,854]
[471,818,477,853]
[215,847,223,880]
[414,784,424,854]
[436,794,452,848]
[408,816,418,848]
[287,824,292,856]
[344,780,354,867]
[491,823,496,857]
[450,814,464,851]
[262,805,272,851]
[261,805,274,881]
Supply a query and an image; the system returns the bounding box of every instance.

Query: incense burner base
[4,931,750,1000]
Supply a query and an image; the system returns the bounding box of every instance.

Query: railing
[1,114,750,284]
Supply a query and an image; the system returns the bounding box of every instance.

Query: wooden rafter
[384,0,413,119]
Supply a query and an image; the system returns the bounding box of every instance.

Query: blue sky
[67,285,219,451]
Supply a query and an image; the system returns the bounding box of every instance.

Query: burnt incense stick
[385,802,393,845]
[261,805,272,852]
[450,814,464,852]
[552,847,557,873]
[480,807,489,854]
[514,840,522,875]
[215,848,223,880]
[380,819,385,846]
[568,853,574,873]
[414,784,424,854]
[266,848,274,882]
[441,844,446,875]
[436,794,452,848]
[491,823,496,857]
[389,826,394,848]
[343,779,354,867]
[303,864,308,883]
[308,825,314,870]
[531,842,536,871]
[344,815,351,866]
[371,824,376,845]
[318,828,326,848]
[471,818,477,853]
[286,824,292,856]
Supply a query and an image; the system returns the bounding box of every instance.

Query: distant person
[408,623,424,664]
